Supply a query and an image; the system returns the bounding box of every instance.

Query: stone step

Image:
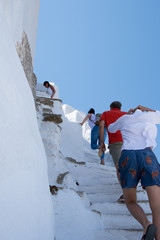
[78,177,119,186]
[85,153,116,167]
[78,183,122,194]
[95,229,143,240]
[78,183,145,195]
[91,202,151,215]
[88,190,148,204]
[89,192,123,204]
[102,215,152,231]
[66,162,117,179]
[68,150,151,240]
[94,230,128,240]
[86,162,116,172]
[102,214,152,230]
[82,164,116,176]
[85,158,115,168]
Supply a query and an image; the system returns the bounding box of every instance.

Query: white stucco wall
[0,1,54,239]
[1,0,39,62]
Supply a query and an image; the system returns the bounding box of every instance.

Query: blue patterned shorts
[119,147,160,189]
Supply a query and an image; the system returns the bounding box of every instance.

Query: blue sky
[34,0,160,157]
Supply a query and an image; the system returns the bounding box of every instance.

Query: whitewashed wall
[1,0,39,62]
[0,1,54,240]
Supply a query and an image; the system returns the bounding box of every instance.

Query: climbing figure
[99,101,127,202]
[81,108,107,165]
[43,81,56,99]
[108,105,160,240]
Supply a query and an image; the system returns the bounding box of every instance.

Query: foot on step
[98,149,103,158]
[141,224,157,240]
[100,159,105,165]
[117,194,125,203]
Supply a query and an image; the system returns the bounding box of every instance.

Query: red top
[101,108,127,144]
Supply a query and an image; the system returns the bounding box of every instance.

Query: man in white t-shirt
[108,105,160,240]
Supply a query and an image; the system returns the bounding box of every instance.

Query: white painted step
[88,190,149,204]
[102,214,152,230]
[78,177,119,186]
[66,150,152,240]
[104,229,143,240]
[78,183,122,194]
[78,184,145,195]
[94,230,128,240]
[67,161,117,177]
[88,192,123,204]
[91,202,151,215]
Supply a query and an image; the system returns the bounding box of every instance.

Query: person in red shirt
[99,101,127,202]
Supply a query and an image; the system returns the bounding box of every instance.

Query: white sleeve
[141,111,160,124]
[108,119,121,133]
[155,111,160,124]
[108,114,128,133]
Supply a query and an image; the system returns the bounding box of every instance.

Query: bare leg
[115,162,121,183]
[115,162,124,202]
[146,185,160,240]
[123,188,151,235]
[109,143,122,185]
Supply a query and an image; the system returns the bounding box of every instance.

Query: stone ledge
[36,96,54,107]
[54,98,63,103]
[66,157,85,165]
[43,113,63,124]
[36,96,62,105]
[43,108,53,114]
[56,172,70,184]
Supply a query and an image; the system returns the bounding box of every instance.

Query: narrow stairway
[66,149,152,240]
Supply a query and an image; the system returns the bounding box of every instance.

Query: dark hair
[88,108,95,114]
[43,81,50,87]
[110,101,122,109]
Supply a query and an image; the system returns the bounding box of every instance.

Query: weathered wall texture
[1,0,40,101]
[16,32,37,100]
[1,0,40,62]
[0,1,54,239]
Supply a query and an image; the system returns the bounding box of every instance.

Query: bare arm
[80,113,91,126]
[50,85,56,99]
[128,105,155,114]
[99,120,106,152]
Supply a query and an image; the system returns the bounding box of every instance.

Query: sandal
[98,149,103,158]
[100,159,105,165]
[141,224,157,240]
[117,194,125,203]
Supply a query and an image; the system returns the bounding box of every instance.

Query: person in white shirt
[108,105,160,240]
[43,81,56,99]
[81,108,107,165]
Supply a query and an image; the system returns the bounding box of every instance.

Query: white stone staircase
[66,150,152,240]
[35,87,152,240]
